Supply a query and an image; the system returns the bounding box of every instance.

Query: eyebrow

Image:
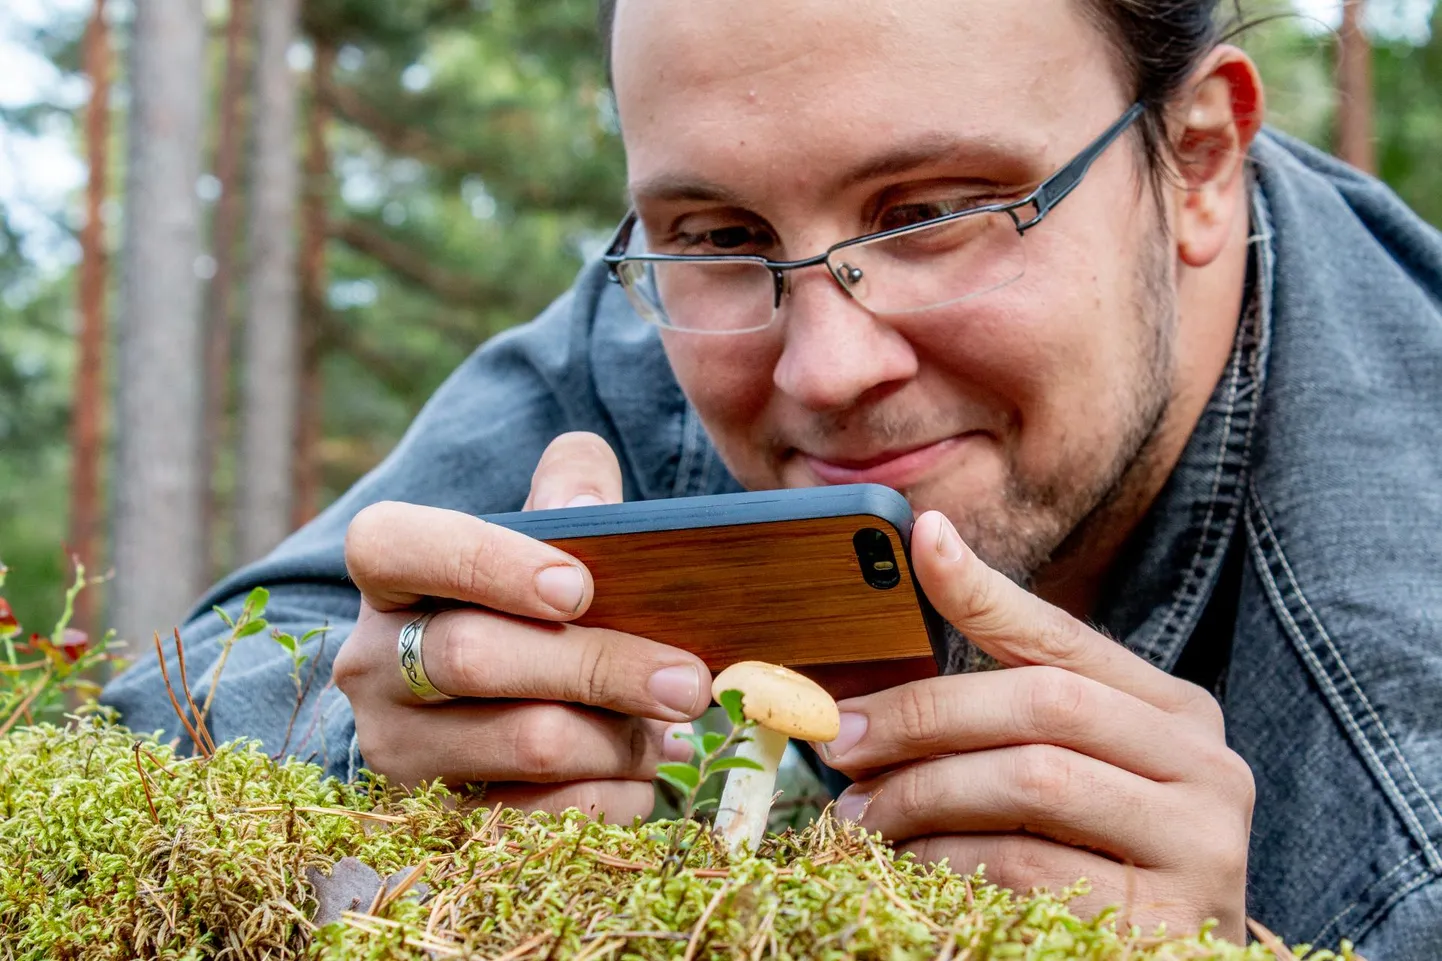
[628,133,1043,208]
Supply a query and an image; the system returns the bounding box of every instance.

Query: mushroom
[710,660,841,855]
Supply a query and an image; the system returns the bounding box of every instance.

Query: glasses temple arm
[1015,102,1146,231]
[603,211,639,263]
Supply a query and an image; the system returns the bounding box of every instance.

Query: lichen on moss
[0,718,1357,960]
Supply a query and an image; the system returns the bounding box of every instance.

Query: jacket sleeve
[100,261,660,781]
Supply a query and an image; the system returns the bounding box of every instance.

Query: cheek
[922,233,1136,447]
[661,331,780,452]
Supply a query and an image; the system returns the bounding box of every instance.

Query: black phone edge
[480,483,953,670]
[477,483,913,540]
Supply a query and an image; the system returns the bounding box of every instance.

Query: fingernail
[819,712,867,761]
[565,493,606,509]
[835,789,870,824]
[663,722,695,761]
[649,665,702,716]
[535,565,586,613]
[934,512,964,562]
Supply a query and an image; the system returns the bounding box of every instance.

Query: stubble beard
[956,219,1179,589]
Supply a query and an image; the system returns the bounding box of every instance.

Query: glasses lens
[616,257,777,333]
[829,210,1025,315]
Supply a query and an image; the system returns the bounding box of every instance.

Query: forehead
[611,0,1125,197]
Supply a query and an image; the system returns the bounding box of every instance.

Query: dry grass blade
[132,742,160,824]
[579,931,689,943]
[239,804,407,824]
[341,911,464,957]
[0,672,51,738]
[151,631,209,757]
[572,939,625,961]
[486,930,552,961]
[373,859,433,915]
[683,882,731,961]
[172,626,216,755]
[1247,918,1300,961]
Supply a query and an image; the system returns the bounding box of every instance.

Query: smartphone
[479,483,946,681]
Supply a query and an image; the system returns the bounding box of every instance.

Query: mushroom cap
[711,661,841,742]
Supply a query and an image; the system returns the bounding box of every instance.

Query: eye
[877,197,993,232]
[673,223,776,255]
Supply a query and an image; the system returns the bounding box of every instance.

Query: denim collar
[1090,187,1276,671]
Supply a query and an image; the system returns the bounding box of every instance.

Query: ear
[1168,46,1265,269]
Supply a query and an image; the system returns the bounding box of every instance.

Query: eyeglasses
[603,102,1145,335]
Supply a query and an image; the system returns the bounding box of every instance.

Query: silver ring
[398,612,452,702]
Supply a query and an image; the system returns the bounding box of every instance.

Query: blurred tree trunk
[114,0,208,642]
[293,40,335,530]
[1337,0,1376,173]
[69,0,110,640]
[235,0,302,565]
[200,0,253,579]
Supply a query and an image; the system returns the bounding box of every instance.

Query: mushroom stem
[714,725,788,856]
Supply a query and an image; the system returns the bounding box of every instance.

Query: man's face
[611,0,1178,583]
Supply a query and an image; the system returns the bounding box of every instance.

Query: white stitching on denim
[1257,495,1442,838]
[1324,861,1438,951]
[1146,317,1244,656]
[672,403,703,497]
[1246,491,1442,869]
[1144,214,1272,663]
[697,431,718,496]
[1313,850,1423,944]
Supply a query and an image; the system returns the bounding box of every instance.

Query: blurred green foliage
[0,2,1438,633]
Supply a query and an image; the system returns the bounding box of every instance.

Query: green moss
[0,718,1355,960]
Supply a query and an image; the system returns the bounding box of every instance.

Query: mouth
[798,433,979,489]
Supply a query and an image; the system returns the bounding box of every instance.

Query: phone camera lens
[853,528,902,590]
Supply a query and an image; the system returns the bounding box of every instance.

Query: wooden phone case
[480,485,947,672]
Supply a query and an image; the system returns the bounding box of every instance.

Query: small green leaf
[655,762,700,792]
[273,632,297,655]
[701,731,727,755]
[212,606,235,628]
[718,689,746,726]
[708,756,766,774]
[693,797,720,812]
[299,626,329,643]
[243,587,270,617]
[657,761,700,790]
[237,621,268,638]
[670,733,706,759]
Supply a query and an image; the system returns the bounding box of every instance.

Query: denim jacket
[103,130,1442,956]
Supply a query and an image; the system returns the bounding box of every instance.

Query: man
[104,0,1442,953]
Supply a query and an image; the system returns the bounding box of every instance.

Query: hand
[332,432,711,821]
[818,511,1254,941]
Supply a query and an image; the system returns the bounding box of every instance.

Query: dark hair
[1080,1,1248,177]
[597,0,1247,178]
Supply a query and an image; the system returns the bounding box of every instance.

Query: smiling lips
[800,433,977,488]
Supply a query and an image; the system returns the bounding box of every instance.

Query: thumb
[523,431,625,512]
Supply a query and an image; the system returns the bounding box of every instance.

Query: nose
[770,264,919,412]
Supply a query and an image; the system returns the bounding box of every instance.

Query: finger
[903,836,1214,935]
[836,745,1196,867]
[346,501,595,618]
[912,511,1208,716]
[355,701,690,787]
[482,779,658,822]
[797,657,938,701]
[367,607,710,719]
[523,432,625,512]
[899,833,1120,901]
[821,667,1210,783]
